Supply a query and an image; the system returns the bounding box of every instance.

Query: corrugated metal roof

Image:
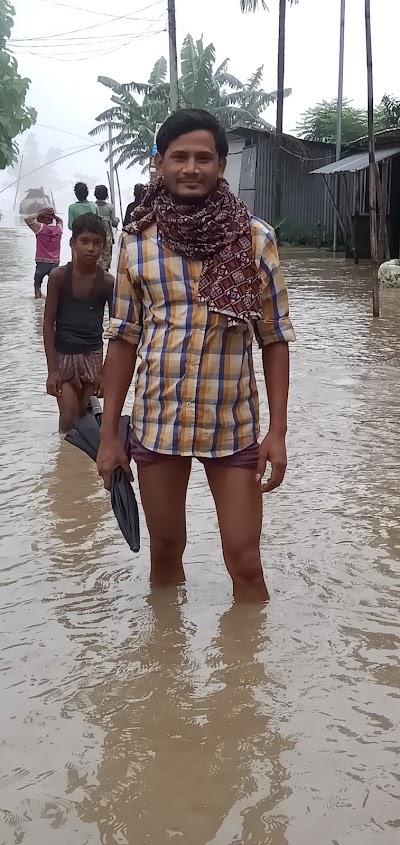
[311,145,400,175]
[349,127,400,147]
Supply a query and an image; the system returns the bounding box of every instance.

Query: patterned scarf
[124,178,262,324]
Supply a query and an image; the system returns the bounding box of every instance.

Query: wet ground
[1,225,400,844]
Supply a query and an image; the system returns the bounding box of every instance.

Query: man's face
[71,231,104,266]
[156,130,226,201]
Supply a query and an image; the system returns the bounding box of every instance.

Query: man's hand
[46,370,62,397]
[256,431,287,494]
[97,435,133,491]
[38,207,54,220]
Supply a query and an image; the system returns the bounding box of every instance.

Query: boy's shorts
[34,261,59,287]
[55,350,103,392]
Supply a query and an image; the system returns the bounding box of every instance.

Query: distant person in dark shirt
[43,213,114,432]
[123,183,145,227]
[68,182,98,229]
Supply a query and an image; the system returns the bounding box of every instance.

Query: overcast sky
[7,0,400,201]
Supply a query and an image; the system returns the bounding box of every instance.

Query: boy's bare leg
[137,458,191,586]
[56,382,80,433]
[204,463,269,603]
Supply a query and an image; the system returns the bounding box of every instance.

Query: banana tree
[91,35,288,170]
[178,34,283,129]
[89,58,170,170]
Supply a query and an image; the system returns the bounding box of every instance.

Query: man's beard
[167,187,213,206]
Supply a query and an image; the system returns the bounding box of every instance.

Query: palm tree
[240,0,298,134]
[240,0,298,226]
[90,35,287,171]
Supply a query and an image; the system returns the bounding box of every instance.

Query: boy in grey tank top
[43,214,114,432]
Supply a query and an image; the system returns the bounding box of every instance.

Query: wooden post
[167,0,179,112]
[365,0,379,317]
[108,123,116,207]
[354,172,360,265]
[333,0,346,254]
[13,154,24,211]
[272,0,287,234]
[377,159,389,265]
[322,175,348,245]
[115,165,123,223]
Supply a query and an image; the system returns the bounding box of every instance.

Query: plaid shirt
[106,218,295,458]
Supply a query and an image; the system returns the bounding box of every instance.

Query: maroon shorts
[129,432,260,470]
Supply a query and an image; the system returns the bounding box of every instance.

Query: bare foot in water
[34,286,42,299]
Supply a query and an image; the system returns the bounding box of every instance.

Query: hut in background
[19,187,52,216]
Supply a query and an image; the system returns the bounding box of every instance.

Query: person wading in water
[68,182,98,230]
[25,207,63,299]
[123,184,145,227]
[97,110,295,603]
[94,184,119,271]
[43,214,114,432]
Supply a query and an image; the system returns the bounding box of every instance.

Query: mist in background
[1,0,399,225]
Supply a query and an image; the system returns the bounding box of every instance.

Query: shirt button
[186,402,191,407]
[196,328,201,334]
[190,365,195,371]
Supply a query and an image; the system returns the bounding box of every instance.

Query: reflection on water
[1,227,400,844]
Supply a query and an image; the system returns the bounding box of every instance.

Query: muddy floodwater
[1,224,400,845]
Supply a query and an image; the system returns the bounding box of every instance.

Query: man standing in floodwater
[25,206,63,298]
[97,109,295,603]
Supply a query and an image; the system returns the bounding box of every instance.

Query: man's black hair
[74,181,89,201]
[94,184,108,201]
[71,213,106,243]
[156,109,228,158]
[134,183,145,201]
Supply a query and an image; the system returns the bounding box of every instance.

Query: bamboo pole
[108,124,116,207]
[115,166,123,223]
[365,0,379,318]
[377,160,389,265]
[333,0,346,254]
[272,0,286,233]
[13,154,24,211]
[167,0,179,112]
[322,175,348,243]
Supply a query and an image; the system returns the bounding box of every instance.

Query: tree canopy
[296,99,368,143]
[296,95,400,144]
[239,0,297,10]
[376,94,400,131]
[0,0,36,170]
[90,34,289,171]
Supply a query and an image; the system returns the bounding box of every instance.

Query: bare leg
[56,382,80,433]
[137,458,191,586]
[34,265,44,298]
[204,463,269,603]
